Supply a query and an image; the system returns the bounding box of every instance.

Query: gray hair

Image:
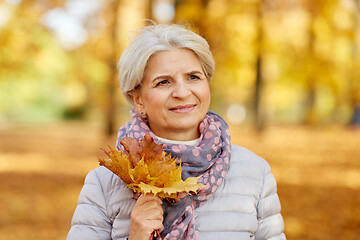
[118,23,215,105]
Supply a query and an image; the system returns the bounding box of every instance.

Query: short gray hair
[118,23,215,105]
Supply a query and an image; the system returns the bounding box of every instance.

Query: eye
[155,79,170,87]
[189,75,200,80]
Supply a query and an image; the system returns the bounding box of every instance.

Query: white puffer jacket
[67,145,286,240]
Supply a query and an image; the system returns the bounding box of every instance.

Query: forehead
[144,48,203,76]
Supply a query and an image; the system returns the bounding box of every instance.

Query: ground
[0,121,359,240]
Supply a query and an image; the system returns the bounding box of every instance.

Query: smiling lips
[169,104,196,113]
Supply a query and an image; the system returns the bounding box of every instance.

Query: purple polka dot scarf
[116,110,231,240]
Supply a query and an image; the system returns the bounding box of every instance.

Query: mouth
[169,104,196,113]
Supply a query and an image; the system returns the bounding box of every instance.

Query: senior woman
[67,23,286,240]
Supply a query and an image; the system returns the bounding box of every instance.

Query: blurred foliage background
[0,0,359,239]
[1,0,359,128]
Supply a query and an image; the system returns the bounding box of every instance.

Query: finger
[135,195,163,213]
[136,198,163,212]
[131,198,164,222]
[138,193,162,205]
[142,206,163,222]
[146,219,164,234]
[158,223,164,233]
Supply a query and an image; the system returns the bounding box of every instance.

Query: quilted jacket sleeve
[67,169,127,240]
[255,162,286,240]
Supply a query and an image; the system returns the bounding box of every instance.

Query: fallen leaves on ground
[0,123,359,240]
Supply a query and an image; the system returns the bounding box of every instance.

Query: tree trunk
[304,20,316,124]
[106,0,120,136]
[350,0,360,125]
[254,1,264,131]
[254,56,264,131]
[302,2,317,124]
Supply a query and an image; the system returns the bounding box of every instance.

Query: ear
[130,90,145,114]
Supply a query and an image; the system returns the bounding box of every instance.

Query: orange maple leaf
[98,132,204,199]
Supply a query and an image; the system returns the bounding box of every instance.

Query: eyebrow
[187,70,204,76]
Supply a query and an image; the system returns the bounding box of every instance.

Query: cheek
[143,92,166,112]
[201,85,211,107]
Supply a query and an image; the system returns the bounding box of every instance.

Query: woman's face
[132,48,210,141]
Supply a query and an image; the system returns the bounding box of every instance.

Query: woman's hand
[129,194,164,240]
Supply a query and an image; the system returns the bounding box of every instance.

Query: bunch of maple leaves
[98,133,204,199]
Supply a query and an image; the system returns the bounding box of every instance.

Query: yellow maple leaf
[98,132,204,199]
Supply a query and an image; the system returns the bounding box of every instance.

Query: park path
[0,122,359,240]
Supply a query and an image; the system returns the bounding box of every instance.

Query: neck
[149,126,199,141]
[155,135,200,146]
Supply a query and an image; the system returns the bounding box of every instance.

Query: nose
[172,80,191,98]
